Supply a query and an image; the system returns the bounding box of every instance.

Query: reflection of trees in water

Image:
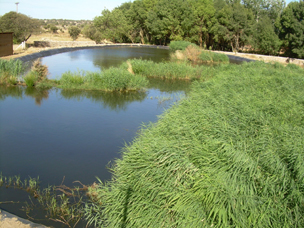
[147,77,192,94]
[0,85,50,106]
[60,90,147,111]
[0,85,23,100]
[24,87,49,106]
[90,47,170,70]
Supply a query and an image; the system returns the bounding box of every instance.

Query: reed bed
[85,61,304,227]
[199,51,229,63]
[124,59,206,80]
[57,68,148,92]
[169,41,195,51]
[0,59,26,85]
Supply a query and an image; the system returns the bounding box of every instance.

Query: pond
[0,47,191,226]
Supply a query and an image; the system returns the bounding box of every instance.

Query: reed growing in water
[123,59,206,80]
[57,67,149,92]
[85,61,304,227]
[0,59,26,85]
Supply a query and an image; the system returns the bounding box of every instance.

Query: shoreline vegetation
[0,42,230,91]
[1,41,304,227]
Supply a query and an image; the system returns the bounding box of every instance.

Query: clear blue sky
[0,0,296,20]
[0,0,132,20]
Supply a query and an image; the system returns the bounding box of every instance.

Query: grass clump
[125,59,204,80]
[57,68,148,92]
[24,71,39,87]
[85,61,304,227]
[199,51,229,63]
[169,41,195,51]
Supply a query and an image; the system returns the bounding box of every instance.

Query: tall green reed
[85,61,304,227]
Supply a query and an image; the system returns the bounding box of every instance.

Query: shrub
[68,26,81,41]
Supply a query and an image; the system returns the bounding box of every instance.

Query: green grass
[0,59,26,85]
[124,59,206,80]
[199,51,229,63]
[56,68,148,92]
[169,41,196,51]
[85,61,304,227]
[24,71,39,87]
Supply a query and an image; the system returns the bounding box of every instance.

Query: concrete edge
[0,209,48,227]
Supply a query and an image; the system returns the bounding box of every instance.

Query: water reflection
[147,77,192,93]
[0,85,23,100]
[60,90,147,111]
[42,47,170,79]
[0,85,49,106]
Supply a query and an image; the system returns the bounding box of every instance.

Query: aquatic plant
[85,61,304,227]
[24,71,39,87]
[0,59,26,85]
[169,41,196,51]
[0,59,26,77]
[199,51,229,63]
[126,59,204,80]
[0,174,98,228]
[57,68,148,92]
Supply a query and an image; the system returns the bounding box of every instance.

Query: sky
[0,0,296,21]
[0,0,132,20]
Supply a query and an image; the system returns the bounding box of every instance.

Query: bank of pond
[0,55,304,227]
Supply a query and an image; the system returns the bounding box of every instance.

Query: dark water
[0,47,191,227]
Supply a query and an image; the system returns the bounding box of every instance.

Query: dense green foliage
[0,11,40,43]
[84,0,303,58]
[85,61,304,227]
[68,26,81,40]
[280,0,304,58]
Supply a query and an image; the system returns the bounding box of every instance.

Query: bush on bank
[85,61,304,227]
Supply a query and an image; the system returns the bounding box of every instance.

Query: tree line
[0,0,303,58]
[82,0,303,58]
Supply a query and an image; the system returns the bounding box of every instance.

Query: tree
[68,26,81,41]
[146,0,192,45]
[0,11,40,43]
[213,1,254,52]
[253,15,281,55]
[189,0,216,48]
[94,9,132,43]
[280,0,304,58]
